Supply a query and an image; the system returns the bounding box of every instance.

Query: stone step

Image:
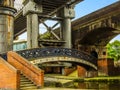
[21,81,33,84]
[20,74,38,89]
[20,83,35,87]
[20,79,30,82]
[20,86,37,89]
[20,78,31,82]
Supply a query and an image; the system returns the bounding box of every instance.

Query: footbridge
[16,47,97,70]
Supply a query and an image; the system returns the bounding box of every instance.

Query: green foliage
[40,32,54,40]
[107,40,120,61]
[40,32,51,39]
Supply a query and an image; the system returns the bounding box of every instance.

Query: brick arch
[74,27,119,46]
[72,1,120,47]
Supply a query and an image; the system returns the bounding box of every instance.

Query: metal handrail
[17,47,97,66]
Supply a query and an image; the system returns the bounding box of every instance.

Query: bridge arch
[79,27,119,46]
[17,48,97,70]
[73,26,120,59]
[30,56,97,70]
[72,1,120,48]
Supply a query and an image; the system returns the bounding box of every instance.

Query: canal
[44,82,120,90]
[44,75,120,90]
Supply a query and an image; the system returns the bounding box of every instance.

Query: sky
[16,0,120,43]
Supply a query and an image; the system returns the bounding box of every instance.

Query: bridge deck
[72,1,120,30]
[14,0,82,38]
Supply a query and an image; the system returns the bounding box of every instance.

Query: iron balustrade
[16,48,97,66]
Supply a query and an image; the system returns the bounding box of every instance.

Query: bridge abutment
[98,58,114,76]
[97,46,107,59]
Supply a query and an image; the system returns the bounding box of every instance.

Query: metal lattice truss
[14,0,83,38]
[40,20,61,40]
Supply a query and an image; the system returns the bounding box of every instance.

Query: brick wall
[77,65,87,77]
[7,51,44,88]
[98,58,114,76]
[45,67,61,74]
[64,67,76,76]
[0,57,20,90]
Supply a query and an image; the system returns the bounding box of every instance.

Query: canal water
[74,82,120,90]
[45,82,120,90]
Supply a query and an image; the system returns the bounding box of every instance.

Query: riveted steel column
[0,0,16,53]
[23,0,42,49]
[58,6,75,48]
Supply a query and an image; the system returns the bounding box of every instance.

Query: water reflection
[45,81,120,90]
[76,82,120,90]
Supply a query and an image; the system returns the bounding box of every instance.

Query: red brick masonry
[98,58,114,76]
[7,51,44,88]
[77,65,87,77]
[64,67,76,76]
[0,57,20,90]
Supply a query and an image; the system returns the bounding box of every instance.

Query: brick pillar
[98,58,114,76]
[77,65,87,77]
[64,67,76,76]
[97,46,107,59]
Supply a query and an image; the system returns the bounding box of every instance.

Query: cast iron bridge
[16,47,97,70]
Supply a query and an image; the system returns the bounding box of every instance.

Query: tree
[107,40,120,61]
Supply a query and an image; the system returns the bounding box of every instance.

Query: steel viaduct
[13,1,120,59]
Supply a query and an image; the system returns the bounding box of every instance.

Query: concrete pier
[0,0,16,53]
[58,6,75,48]
[61,18,72,48]
[23,0,42,49]
[27,13,39,48]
